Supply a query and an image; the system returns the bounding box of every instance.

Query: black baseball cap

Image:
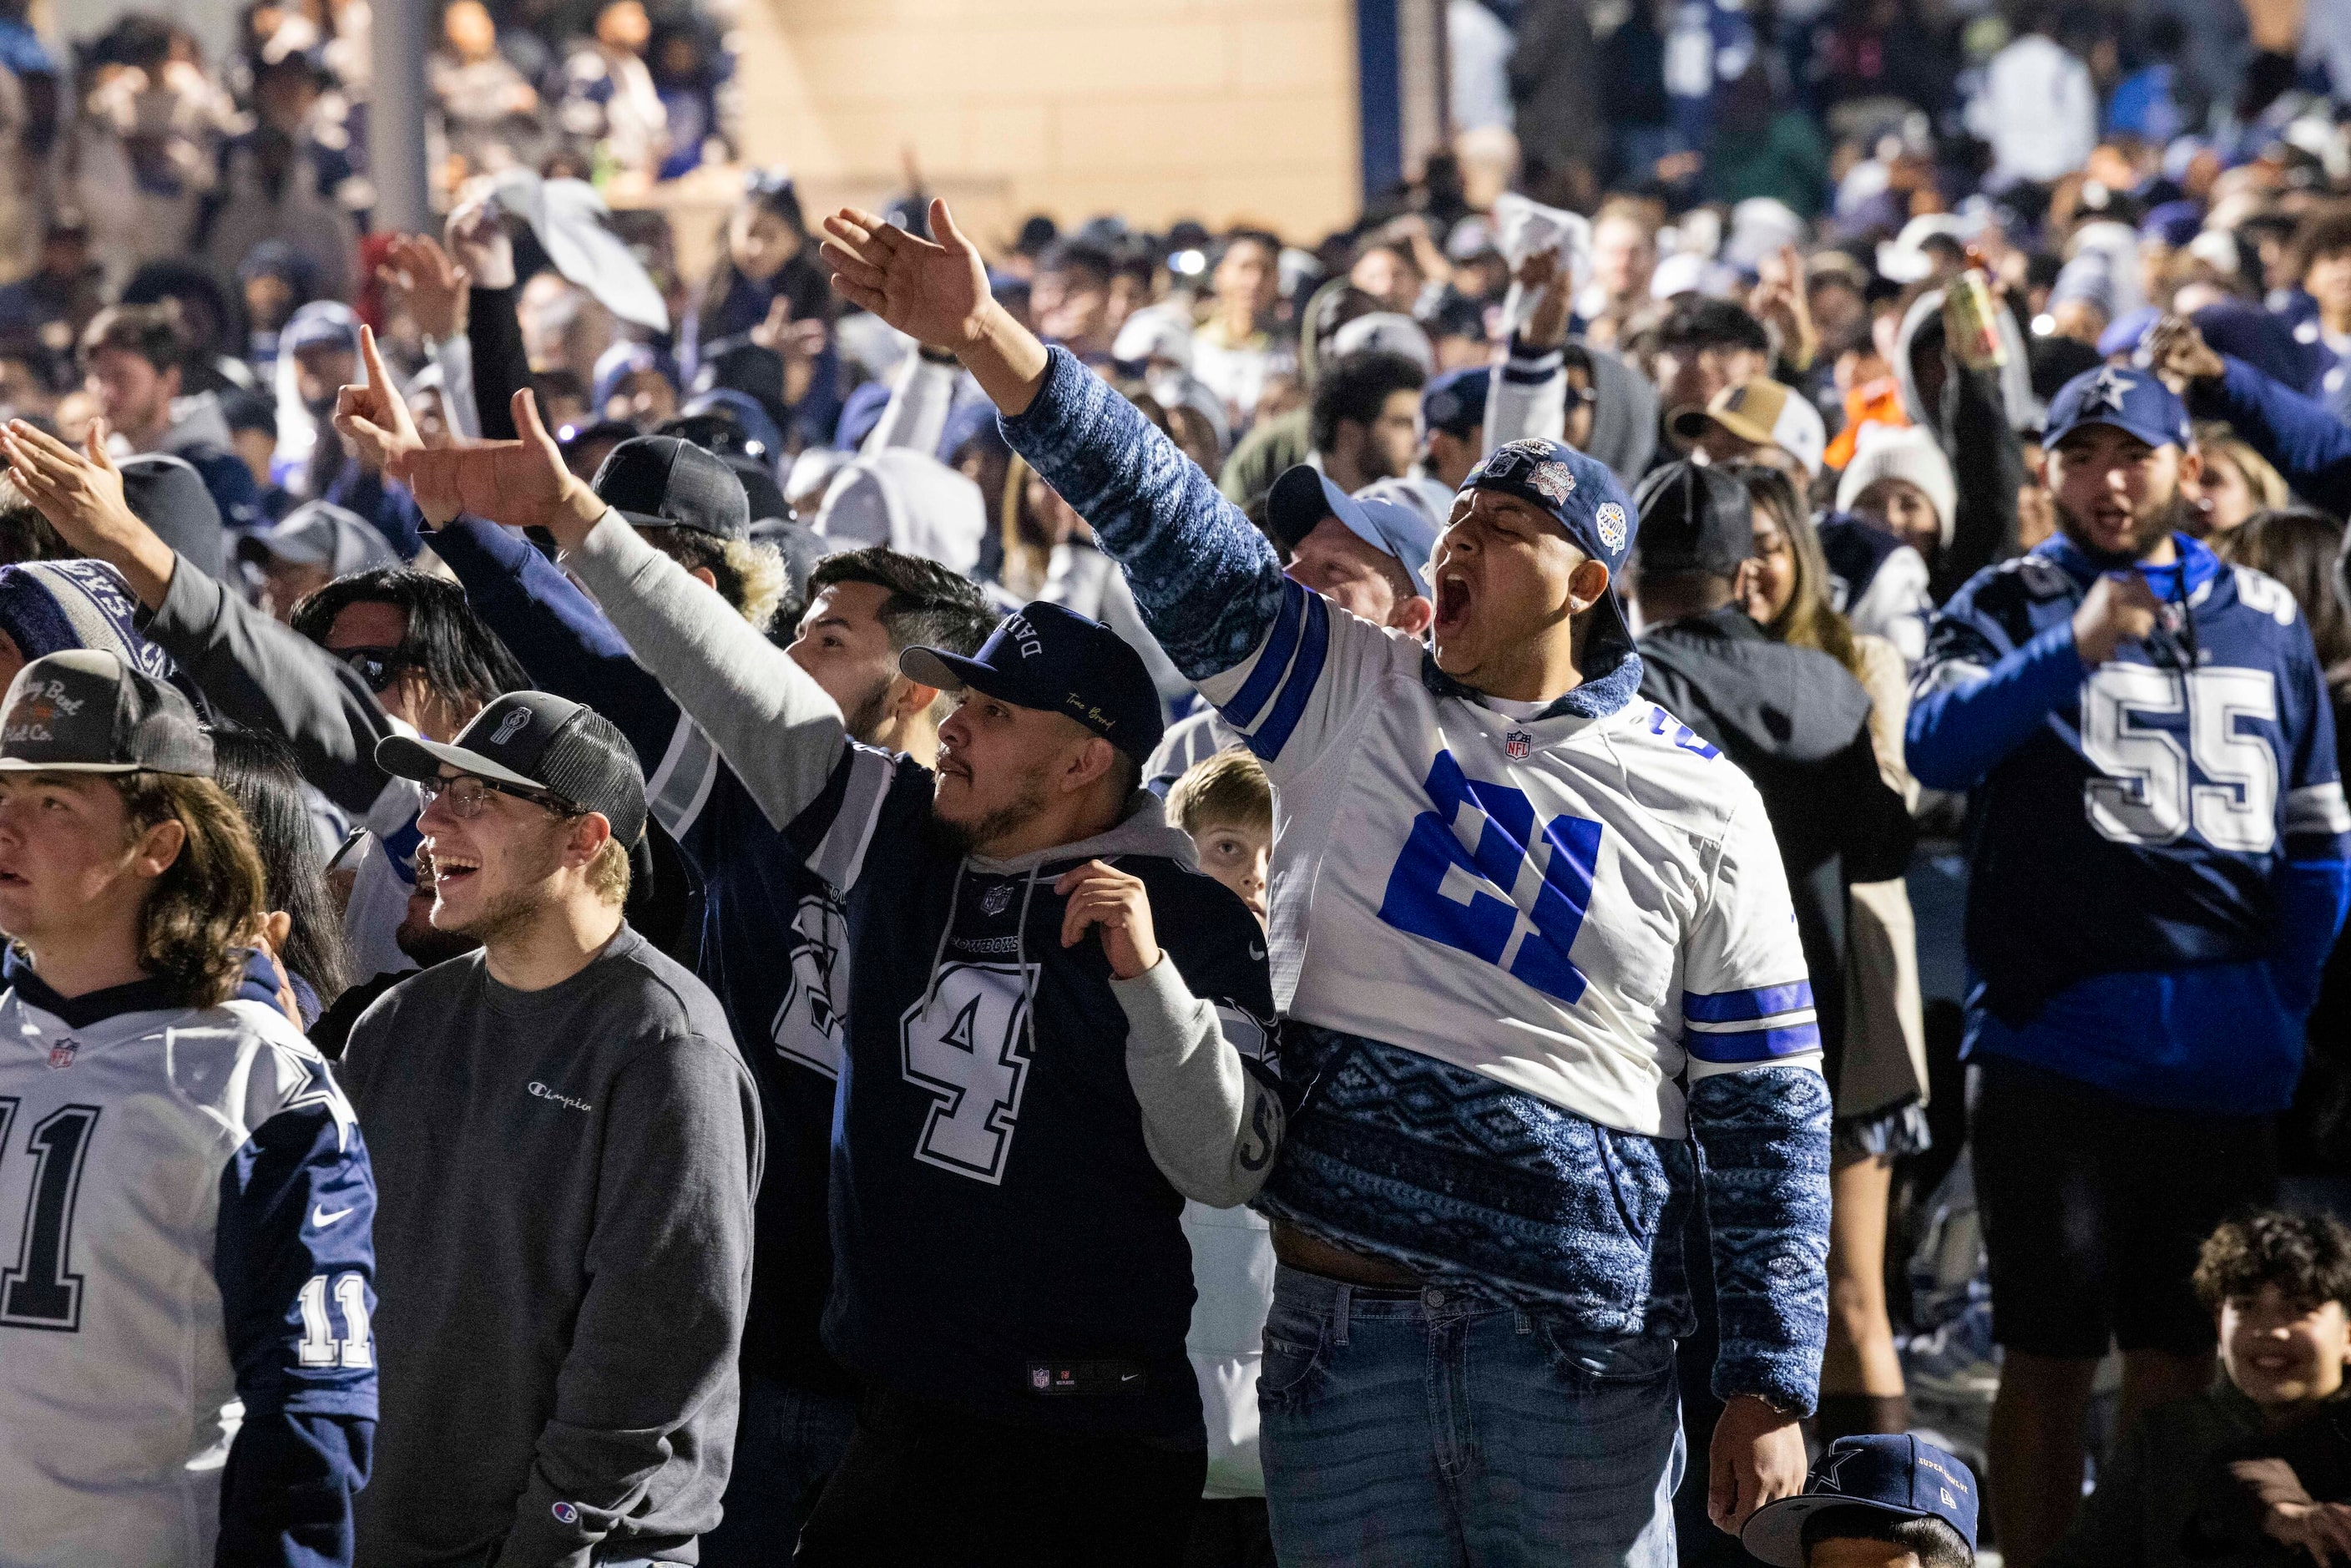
[590,434,751,542]
[899,601,1165,763]
[375,690,649,847]
[1632,461,1753,577]
[0,649,214,776]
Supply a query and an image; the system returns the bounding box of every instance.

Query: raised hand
[445,196,516,291]
[821,198,993,352]
[391,387,604,546]
[377,234,470,344]
[333,324,436,502]
[0,417,176,607]
[2143,312,2225,392]
[1515,249,1570,350]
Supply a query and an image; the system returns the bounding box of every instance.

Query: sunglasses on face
[418,775,584,821]
[332,645,412,694]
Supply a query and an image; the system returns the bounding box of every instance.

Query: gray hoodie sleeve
[567,510,847,830]
[1113,956,1284,1208]
[143,553,401,816]
[861,350,960,458]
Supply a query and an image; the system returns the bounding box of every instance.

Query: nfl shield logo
[45,1038,76,1070]
[1031,1366,1052,1390]
[1505,731,1532,761]
[982,883,1014,917]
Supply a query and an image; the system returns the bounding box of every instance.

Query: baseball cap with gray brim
[374,690,649,848]
[0,649,214,776]
[1267,465,1436,599]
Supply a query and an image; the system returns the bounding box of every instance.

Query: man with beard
[1908,365,2351,1568]
[340,690,761,1566]
[395,388,1284,1564]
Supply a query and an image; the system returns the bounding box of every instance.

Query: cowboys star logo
[2078,367,2136,417]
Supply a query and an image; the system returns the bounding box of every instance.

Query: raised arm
[0,416,402,816]
[393,389,851,831]
[820,200,1286,681]
[2150,313,2351,519]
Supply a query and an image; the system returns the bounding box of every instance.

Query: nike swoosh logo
[1120,1372,1142,1383]
[1247,943,1267,961]
[311,1204,355,1228]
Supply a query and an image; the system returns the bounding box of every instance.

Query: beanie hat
[1835,425,1957,549]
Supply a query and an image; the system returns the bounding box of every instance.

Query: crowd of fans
[12,0,2351,1564]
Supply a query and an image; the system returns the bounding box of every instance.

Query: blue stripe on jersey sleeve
[1683,980,1816,1024]
[1685,1021,1825,1063]
[1247,591,1330,763]
[1220,580,1307,729]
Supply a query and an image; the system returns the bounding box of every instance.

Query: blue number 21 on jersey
[1378,750,1602,1005]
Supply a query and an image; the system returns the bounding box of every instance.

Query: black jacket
[1639,606,1914,1090]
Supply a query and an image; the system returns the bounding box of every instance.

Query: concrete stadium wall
[736,0,1363,251]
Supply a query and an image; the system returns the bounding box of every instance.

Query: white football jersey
[0,988,377,1566]
[1202,581,1821,1139]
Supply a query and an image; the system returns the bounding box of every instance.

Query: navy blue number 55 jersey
[1913,535,2351,1033]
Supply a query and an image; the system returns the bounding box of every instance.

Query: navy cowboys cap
[2043,364,2192,452]
[376,690,649,847]
[1741,1435,1979,1568]
[900,600,1165,763]
[0,649,212,776]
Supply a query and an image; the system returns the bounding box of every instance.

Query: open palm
[820,199,992,351]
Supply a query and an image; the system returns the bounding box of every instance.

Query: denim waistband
[1272,1262,1538,1339]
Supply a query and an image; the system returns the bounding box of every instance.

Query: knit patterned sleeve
[999,346,1286,680]
[1686,1065,1831,1416]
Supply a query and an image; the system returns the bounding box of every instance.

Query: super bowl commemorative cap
[900,601,1165,763]
[0,650,213,776]
[1462,438,1638,578]
[2042,364,2192,453]
[590,434,751,542]
[375,690,648,847]
[1266,465,1437,599]
[1742,1435,1979,1568]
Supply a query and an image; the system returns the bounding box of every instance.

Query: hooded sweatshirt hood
[1581,340,1659,482]
[1893,286,2042,434]
[815,448,987,577]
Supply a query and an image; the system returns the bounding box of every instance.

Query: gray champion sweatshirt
[341,925,761,1568]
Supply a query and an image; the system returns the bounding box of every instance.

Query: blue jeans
[696,1373,857,1566]
[1259,1266,1684,1568]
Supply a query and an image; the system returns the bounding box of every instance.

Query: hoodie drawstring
[919,862,966,1014]
[1014,867,1042,1064]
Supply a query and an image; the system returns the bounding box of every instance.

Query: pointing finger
[360,322,393,393]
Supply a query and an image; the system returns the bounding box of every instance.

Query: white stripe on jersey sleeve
[807,745,898,892]
[2288,781,2351,837]
[645,712,723,839]
[1914,659,1990,700]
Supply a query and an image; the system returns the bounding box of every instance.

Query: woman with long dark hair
[681,171,835,376]
[210,726,354,1019]
[1735,461,1931,1442]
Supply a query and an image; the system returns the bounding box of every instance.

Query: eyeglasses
[417,775,583,821]
[332,645,411,694]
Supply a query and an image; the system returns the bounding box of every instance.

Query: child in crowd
[1167,749,1271,923]
[1167,747,1277,1564]
[2044,1211,2351,1568]
[1743,1434,1979,1568]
